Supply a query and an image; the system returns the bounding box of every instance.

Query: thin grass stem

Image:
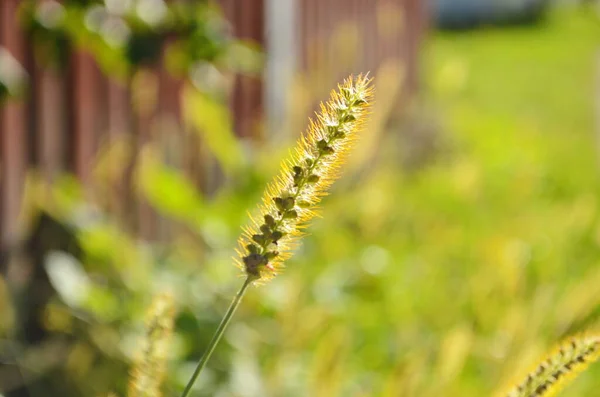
[180,276,253,397]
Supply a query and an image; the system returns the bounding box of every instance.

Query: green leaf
[137,149,205,224]
[183,86,244,174]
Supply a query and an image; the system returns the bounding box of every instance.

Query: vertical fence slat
[247,0,264,138]
[36,66,66,182]
[1,0,28,247]
[107,80,130,139]
[106,78,132,224]
[134,67,160,241]
[230,0,264,138]
[403,0,427,94]
[71,51,99,188]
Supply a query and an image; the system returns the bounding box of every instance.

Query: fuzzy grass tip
[235,74,374,283]
[129,293,176,397]
[503,332,600,397]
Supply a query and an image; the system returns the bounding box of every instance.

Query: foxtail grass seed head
[235,74,374,283]
[129,293,176,397]
[504,333,600,397]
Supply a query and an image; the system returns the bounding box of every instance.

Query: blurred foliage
[3,4,600,397]
[18,0,261,80]
[1,0,262,102]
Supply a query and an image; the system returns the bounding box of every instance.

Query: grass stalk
[180,276,254,397]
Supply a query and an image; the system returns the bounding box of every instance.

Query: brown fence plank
[403,0,428,94]
[134,68,159,241]
[101,76,130,225]
[70,51,99,188]
[35,66,66,182]
[107,80,130,139]
[0,0,28,247]
[230,0,264,138]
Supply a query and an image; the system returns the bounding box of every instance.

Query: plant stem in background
[180,276,253,397]
[129,293,175,397]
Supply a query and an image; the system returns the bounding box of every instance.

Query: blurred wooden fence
[0,0,427,250]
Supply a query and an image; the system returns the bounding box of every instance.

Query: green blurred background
[1,1,600,396]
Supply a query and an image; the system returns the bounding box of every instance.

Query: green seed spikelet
[502,332,600,397]
[235,74,374,283]
[128,293,175,397]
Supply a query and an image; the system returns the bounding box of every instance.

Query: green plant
[106,293,176,397]
[128,294,176,397]
[181,74,374,396]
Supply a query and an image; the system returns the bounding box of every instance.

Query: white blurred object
[360,245,391,275]
[136,0,168,27]
[36,1,64,29]
[0,47,28,98]
[105,0,134,15]
[44,251,91,307]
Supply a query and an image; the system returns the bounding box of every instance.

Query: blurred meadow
[1,1,600,397]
